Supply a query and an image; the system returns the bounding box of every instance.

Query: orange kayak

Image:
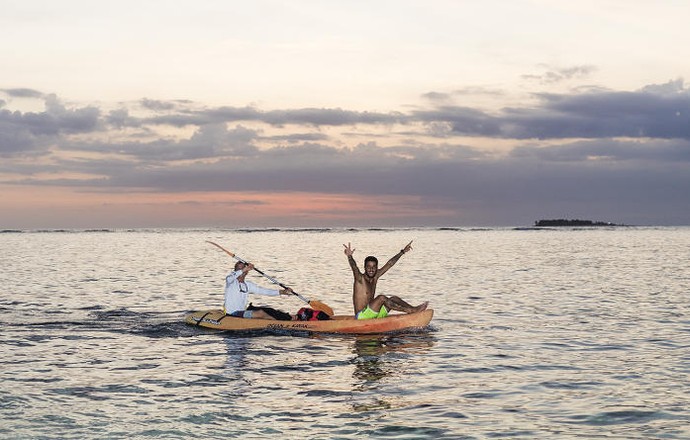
[185,309,433,334]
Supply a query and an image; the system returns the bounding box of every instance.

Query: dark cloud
[3,79,689,148]
[0,120,41,155]
[2,81,690,224]
[263,132,330,143]
[1,88,45,98]
[415,79,690,140]
[501,90,690,140]
[0,94,101,156]
[106,108,144,129]
[7,133,689,225]
[19,139,687,224]
[43,95,101,133]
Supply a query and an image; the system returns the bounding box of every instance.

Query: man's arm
[343,242,362,279]
[242,263,293,296]
[377,240,413,277]
[246,281,293,297]
[246,281,280,297]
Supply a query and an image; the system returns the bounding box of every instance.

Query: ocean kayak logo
[266,323,310,330]
[193,316,221,325]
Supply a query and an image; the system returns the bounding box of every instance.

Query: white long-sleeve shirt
[223,270,280,313]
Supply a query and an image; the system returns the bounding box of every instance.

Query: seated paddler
[224,261,293,320]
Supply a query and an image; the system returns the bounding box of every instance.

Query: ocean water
[1,227,689,439]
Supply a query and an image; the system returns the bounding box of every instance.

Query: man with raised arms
[343,240,428,319]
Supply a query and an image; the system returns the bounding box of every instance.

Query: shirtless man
[343,241,428,319]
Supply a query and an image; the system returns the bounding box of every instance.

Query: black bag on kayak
[296,307,330,321]
[247,303,292,321]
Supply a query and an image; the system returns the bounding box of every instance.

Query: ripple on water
[566,408,670,426]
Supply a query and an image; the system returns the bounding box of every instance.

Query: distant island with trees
[534,219,625,227]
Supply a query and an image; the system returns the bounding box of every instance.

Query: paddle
[206,241,335,316]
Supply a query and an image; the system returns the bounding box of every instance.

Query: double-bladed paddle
[206,241,335,316]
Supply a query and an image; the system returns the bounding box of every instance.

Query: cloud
[414,106,503,137]
[421,91,453,103]
[2,81,689,225]
[139,98,193,112]
[0,120,40,156]
[522,64,597,84]
[5,77,682,154]
[136,106,406,128]
[23,138,689,224]
[263,132,330,143]
[415,79,690,140]
[512,139,690,162]
[510,83,690,139]
[42,94,101,134]
[640,78,685,94]
[66,123,260,161]
[106,108,144,129]
[422,87,506,103]
[1,88,45,98]
[0,93,101,156]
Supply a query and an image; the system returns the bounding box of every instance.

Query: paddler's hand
[243,263,254,274]
[280,287,294,296]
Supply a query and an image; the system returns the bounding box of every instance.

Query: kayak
[185,308,434,334]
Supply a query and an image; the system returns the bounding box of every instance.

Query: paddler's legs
[369,295,428,314]
[248,309,276,320]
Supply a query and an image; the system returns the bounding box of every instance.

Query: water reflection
[349,333,436,413]
[223,336,252,392]
[351,333,436,390]
[352,336,391,386]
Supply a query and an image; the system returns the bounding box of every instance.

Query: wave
[1,226,675,235]
[4,308,192,339]
[1,228,119,234]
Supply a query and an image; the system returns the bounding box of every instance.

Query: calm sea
[1,227,688,439]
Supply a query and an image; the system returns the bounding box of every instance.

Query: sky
[1,0,689,228]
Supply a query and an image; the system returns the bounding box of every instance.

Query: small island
[534,219,624,227]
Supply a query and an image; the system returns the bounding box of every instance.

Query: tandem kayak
[185,309,434,334]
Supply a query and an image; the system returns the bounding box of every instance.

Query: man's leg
[369,295,428,314]
[248,309,276,320]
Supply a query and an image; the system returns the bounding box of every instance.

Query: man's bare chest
[357,277,378,292]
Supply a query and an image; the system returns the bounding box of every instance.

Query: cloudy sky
[2,0,689,228]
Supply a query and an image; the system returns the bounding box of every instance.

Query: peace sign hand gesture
[343,242,355,257]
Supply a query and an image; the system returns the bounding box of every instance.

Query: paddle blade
[309,300,334,317]
[206,241,236,258]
